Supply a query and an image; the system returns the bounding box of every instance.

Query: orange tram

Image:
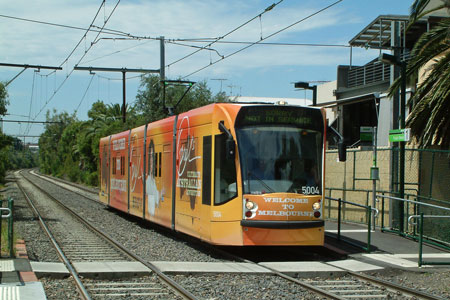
[99,103,327,246]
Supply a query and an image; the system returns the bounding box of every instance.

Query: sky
[0,0,413,143]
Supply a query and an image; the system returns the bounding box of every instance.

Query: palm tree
[397,0,450,148]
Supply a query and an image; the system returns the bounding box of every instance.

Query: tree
[0,133,13,183]
[39,110,76,175]
[0,82,10,182]
[0,82,8,116]
[393,0,450,148]
[135,75,227,123]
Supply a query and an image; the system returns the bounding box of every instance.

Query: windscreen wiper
[247,171,275,193]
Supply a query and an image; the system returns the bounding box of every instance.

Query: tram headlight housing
[244,199,258,219]
[245,200,256,210]
[312,202,321,211]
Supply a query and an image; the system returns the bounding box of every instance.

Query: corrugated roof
[348,15,428,50]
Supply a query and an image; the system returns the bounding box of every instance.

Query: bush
[84,171,99,187]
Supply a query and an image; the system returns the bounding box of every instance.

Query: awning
[348,15,428,50]
[314,93,380,108]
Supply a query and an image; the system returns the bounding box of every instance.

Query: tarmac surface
[1,220,449,299]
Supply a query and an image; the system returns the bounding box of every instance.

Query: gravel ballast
[23,171,221,263]
[5,170,450,300]
[171,274,320,300]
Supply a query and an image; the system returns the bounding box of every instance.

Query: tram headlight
[245,200,256,210]
[312,202,321,211]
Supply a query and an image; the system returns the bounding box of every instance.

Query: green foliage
[0,133,13,183]
[0,82,10,182]
[0,136,38,183]
[135,75,228,123]
[0,84,39,181]
[39,110,76,175]
[0,82,8,117]
[390,0,450,148]
[406,18,450,148]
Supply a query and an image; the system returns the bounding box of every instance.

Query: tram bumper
[241,220,324,246]
[240,220,324,229]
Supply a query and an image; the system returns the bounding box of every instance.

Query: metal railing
[0,197,14,258]
[409,214,450,267]
[377,194,450,266]
[348,60,390,88]
[347,52,411,88]
[326,196,378,253]
[326,187,448,227]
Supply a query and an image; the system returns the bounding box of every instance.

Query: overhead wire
[74,74,96,114]
[170,39,350,48]
[57,0,106,69]
[0,13,140,39]
[9,0,346,135]
[166,41,225,58]
[96,74,144,81]
[81,39,156,64]
[25,71,37,134]
[166,0,285,69]
[29,0,121,126]
[182,0,344,79]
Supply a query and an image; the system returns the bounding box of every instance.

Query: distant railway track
[33,169,98,195]
[30,170,100,203]
[17,170,198,300]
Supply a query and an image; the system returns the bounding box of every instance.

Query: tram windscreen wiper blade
[247,171,275,193]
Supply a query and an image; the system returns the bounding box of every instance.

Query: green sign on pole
[360,126,374,142]
[389,128,410,142]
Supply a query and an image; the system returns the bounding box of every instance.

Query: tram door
[200,135,212,241]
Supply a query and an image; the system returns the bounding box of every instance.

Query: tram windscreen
[235,106,324,195]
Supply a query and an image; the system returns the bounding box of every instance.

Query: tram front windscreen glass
[236,125,323,195]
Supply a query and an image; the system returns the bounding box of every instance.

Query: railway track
[17,170,197,300]
[22,170,447,300]
[30,170,99,202]
[205,234,445,300]
[245,256,444,299]
[302,271,445,299]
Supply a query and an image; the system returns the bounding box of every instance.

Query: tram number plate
[302,186,319,195]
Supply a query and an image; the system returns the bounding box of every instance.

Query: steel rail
[348,271,446,300]
[31,170,98,196]
[204,236,445,299]
[16,171,92,300]
[206,246,346,300]
[23,170,198,300]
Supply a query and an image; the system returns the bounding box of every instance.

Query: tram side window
[154,152,158,177]
[112,157,116,175]
[120,156,125,176]
[158,152,162,177]
[214,134,237,205]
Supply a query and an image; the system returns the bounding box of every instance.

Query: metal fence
[325,147,450,247]
[348,60,390,88]
[378,194,450,266]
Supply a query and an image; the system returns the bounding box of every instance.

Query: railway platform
[325,220,450,268]
[0,242,46,300]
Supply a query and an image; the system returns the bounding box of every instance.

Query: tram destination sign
[235,106,323,131]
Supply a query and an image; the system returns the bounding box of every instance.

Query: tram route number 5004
[302,186,320,195]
